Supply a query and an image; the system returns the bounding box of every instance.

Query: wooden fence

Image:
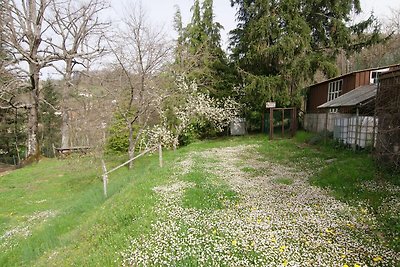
[101,144,163,197]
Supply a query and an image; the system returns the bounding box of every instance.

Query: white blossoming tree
[142,76,241,150]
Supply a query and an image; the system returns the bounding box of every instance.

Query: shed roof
[318,84,377,109]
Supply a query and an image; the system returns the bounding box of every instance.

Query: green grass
[274,177,294,185]
[241,166,270,177]
[182,164,238,211]
[256,131,400,251]
[0,132,399,266]
[0,151,182,266]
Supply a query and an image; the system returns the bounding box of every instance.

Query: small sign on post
[266,102,276,140]
[266,102,276,109]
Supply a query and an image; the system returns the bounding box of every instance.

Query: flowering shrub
[140,124,175,149]
[142,76,241,149]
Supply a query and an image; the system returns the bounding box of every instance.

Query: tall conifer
[230,0,383,109]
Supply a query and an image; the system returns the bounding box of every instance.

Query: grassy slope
[0,133,398,266]
[0,153,171,266]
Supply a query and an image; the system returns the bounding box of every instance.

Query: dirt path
[122,145,399,266]
[0,163,15,176]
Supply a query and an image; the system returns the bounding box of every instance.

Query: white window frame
[327,79,343,113]
[370,68,389,84]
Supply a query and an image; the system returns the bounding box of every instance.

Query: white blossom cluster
[142,76,241,149]
[0,210,58,251]
[360,180,400,194]
[140,124,175,149]
[121,145,399,266]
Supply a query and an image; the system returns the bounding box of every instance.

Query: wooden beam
[282,109,284,138]
[104,145,158,175]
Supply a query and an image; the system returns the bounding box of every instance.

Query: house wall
[355,71,371,88]
[305,65,400,134]
[307,70,374,113]
[342,73,356,94]
[307,83,328,113]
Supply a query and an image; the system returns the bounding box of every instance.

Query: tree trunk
[27,105,39,158]
[26,64,40,161]
[61,60,73,149]
[173,136,179,151]
[128,123,135,169]
[127,123,146,169]
[61,109,70,148]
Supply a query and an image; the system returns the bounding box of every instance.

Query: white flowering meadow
[121,145,399,266]
[0,210,58,251]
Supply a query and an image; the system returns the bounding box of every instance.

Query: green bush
[106,114,139,153]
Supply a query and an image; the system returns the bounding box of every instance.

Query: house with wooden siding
[304,64,400,133]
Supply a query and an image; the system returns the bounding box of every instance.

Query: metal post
[353,107,360,151]
[159,144,163,168]
[324,110,329,144]
[372,111,377,149]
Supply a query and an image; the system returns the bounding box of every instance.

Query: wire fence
[375,70,400,170]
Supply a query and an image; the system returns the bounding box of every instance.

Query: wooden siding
[342,73,356,94]
[306,65,400,114]
[355,71,371,88]
[307,82,328,113]
[307,74,357,113]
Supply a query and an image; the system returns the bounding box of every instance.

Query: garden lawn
[0,133,399,266]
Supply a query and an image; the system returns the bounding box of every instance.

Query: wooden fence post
[281,109,285,138]
[101,159,108,198]
[99,144,159,197]
[269,108,274,140]
[159,144,163,168]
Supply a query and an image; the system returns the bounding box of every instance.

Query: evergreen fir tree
[39,81,61,157]
[173,0,235,100]
[229,0,383,110]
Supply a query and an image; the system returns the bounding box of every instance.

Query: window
[370,68,389,84]
[327,79,343,113]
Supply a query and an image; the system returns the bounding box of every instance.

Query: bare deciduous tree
[3,0,59,160]
[48,0,110,149]
[106,5,171,168]
[388,7,400,34]
[2,0,111,160]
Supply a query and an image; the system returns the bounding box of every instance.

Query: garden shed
[317,84,377,149]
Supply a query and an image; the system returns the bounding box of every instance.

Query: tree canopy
[229,0,383,110]
[174,0,233,99]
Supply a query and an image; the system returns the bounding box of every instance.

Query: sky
[44,0,399,78]
[109,0,400,48]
